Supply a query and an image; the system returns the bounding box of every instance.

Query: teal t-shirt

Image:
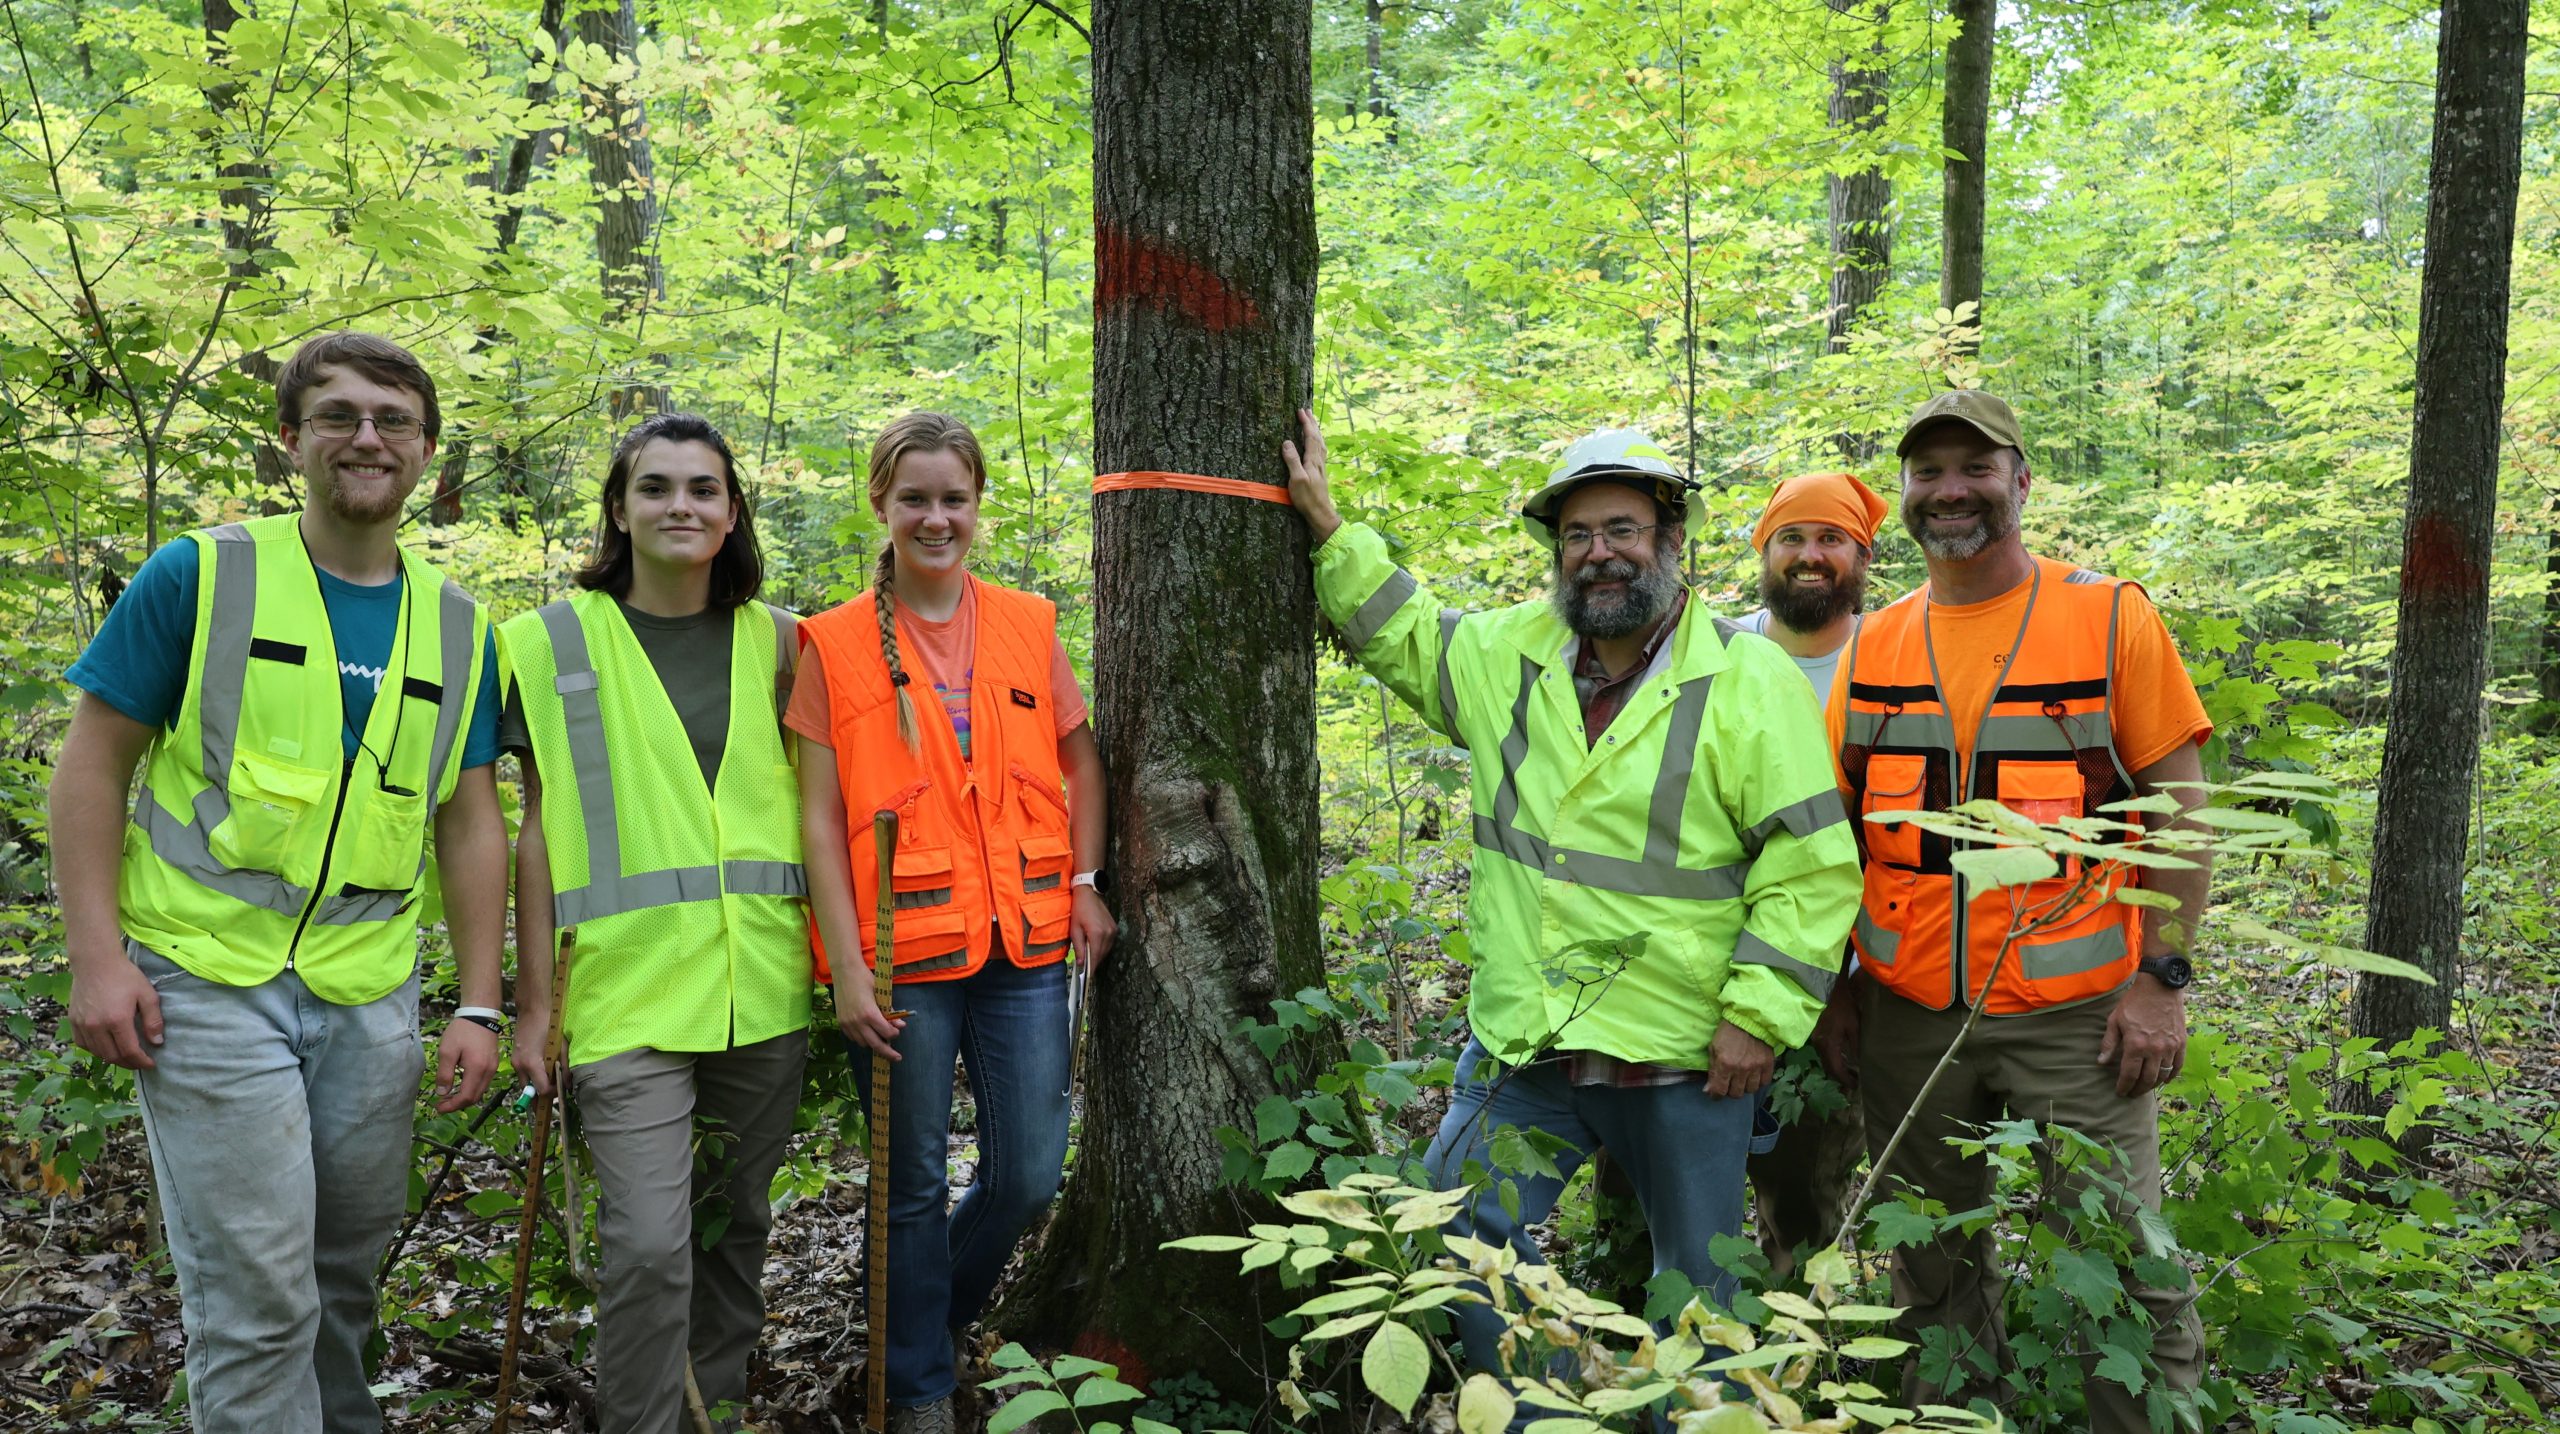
[66,535,501,766]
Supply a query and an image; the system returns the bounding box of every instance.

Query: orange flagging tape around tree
[1093,471,1294,504]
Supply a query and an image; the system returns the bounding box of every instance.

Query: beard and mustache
[1759,557,1868,633]
[1903,473,2023,561]
[1551,545,1685,640]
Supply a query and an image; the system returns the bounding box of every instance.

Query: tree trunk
[2351,0,2525,1067]
[997,0,1321,1396]
[575,0,668,417]
[1938,0,1993,341]
[1365,0,1388,124]
[201,0,289,503]
[2536,502,2560,732]
[1825,0,1891,460]
[433,0,570,525]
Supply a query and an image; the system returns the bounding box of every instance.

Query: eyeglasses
[1559,520,1660,554]
[301,410,425,441]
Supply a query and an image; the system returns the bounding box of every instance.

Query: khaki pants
[572,1031,809,1434]
[1747,1088,1863,1279]
[1858,981,2203,1433]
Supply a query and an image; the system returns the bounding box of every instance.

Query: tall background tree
[1825,0,1893,459]
[998,0,1325,1391]
[1938,0,1993,339]
[2350,0,2529,1070]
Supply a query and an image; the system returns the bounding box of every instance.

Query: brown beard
[1760,561,1866,633]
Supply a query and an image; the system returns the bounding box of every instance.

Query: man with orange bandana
[1735,470,1888,1277]
[1822,391,2210,1432]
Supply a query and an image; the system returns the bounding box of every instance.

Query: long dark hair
[572,412,765,608]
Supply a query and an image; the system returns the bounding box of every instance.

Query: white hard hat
[1518,429,1702,551]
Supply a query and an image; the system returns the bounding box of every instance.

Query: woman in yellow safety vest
[500,412,812,1434]
[792,410,1115,1434]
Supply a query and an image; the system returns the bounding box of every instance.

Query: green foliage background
[2,0,2557,1429]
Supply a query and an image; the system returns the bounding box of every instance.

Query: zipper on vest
[284,757,361,966]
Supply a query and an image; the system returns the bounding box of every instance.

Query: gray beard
[1906,482,2022,561]
[1552,552,1682,640]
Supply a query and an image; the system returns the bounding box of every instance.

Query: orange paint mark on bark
[1097,224,1260,333]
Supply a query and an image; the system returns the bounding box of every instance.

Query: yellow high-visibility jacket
[1313,522,1858,1065]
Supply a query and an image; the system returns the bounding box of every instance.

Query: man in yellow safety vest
[51,332,507,1433]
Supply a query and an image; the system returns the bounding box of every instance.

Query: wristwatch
[2137,954,2192,990]
[1071,871,1100,891]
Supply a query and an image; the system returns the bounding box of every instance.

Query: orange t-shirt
[784,577,1091,758]
[1826,569,2210,782]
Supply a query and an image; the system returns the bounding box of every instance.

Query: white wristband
[1071,871,1099,890]
[454,1005,508,1026]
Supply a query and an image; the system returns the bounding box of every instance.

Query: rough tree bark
[2351,0,2525,1066]
[997,0,1323,1395]
[1938,0,1993,341]
[201,0,288,501]
[575,0,668,416]
[1825,0,1891,459]
[432,0,570,525]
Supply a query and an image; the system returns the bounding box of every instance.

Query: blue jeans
[130,944,422,1434]
[1423,1039,1755,1373]
[851,955,1070,1407]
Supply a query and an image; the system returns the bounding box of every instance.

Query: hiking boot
[888,1396,957,1434]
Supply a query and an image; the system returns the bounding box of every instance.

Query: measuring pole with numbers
[865,809,898,1433]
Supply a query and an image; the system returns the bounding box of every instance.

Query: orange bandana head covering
[1751,471,1889,551]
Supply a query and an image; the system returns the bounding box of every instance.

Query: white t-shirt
[1734,609,1857,706]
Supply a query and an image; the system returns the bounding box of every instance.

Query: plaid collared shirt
[1554,1049,1704,1088]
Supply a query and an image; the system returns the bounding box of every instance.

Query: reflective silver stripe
[422,579,477,819]
[1734,928,1838,1001]
[894,887,955,910]
[1854,908,1900,967]
[538,601,622,904]
[2020,925,2130,981]
[1024,938,1071,957]
[314,886,411,926]
[1973,713,2083,755]
[555,864,723,925]
[769,605,798,736]
[1344,568,1419,652]
[1641,674,1715,867]
[131,784,308,916]
[129,528,289,907]
[723,859,807,898]
[1435,610,1467,750]
[903,949,974,975]
[1743,790,1849,853]
[1023,873,1063,893]
[1469,664,1749,902]
[1710,616,1741,647]
[1846,708,1954,750]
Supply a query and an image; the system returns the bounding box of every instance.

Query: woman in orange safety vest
[789,411,1115,1433]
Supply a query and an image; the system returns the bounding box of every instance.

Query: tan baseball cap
[1896,389,2026,460]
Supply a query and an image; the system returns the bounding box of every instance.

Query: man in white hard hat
[1281,412,1860,1371]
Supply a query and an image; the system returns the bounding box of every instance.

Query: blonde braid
[873,544,921,754]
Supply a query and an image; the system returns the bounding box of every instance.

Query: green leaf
[1262,1142,1318,1184]
[1457,1373,1515,1434]
[1291,1286,1393,1317]
[1073,1377,1147,1409]
[1361,1318,1430,1417]
[1950,845,2058,892]
[1836,1335,1914,1359]
[1255,1094,1301,1144]
[1160,1234,1256,1252]
[988,1389,1070,1434]
[1303,1310,1386,1341]
[2222,914,2437,985]
[2093,1343,2148,1394]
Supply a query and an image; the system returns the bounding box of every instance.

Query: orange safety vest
[799,579,1077,984]
[1837,557,2144,1015]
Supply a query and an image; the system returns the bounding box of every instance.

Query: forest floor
[6,986,2558,1431]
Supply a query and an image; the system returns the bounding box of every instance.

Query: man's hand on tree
[1280,408,1343,545]
[1705,1020,1776,1100]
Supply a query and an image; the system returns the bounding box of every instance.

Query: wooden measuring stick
[494,927,575,1434]
[866,810,898,1434]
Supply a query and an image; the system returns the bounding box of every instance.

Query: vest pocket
[333,787,427,894]
[880,845,971,969]
[1860,752,1927,869]
[209,748,333,876]
[1017,831,1074,951]
[1996,761,2084,880]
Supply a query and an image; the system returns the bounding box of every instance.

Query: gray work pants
[1859,980,2205,1433]
[571,1031,808,1434]
[132,944,422,1434]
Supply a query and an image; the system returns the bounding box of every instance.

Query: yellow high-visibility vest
[498,591,811,1064]
[119,514,490,1004]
